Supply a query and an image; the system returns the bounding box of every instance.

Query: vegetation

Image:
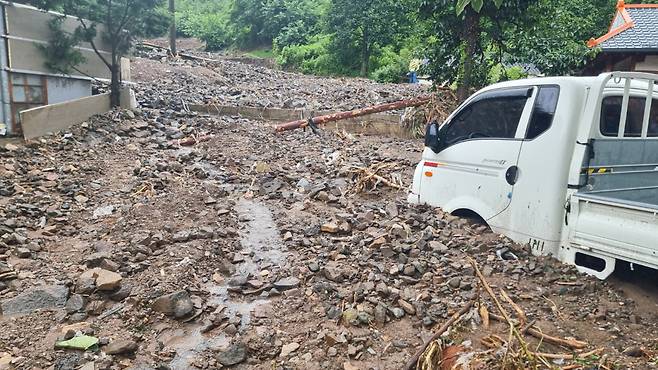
[173,0,658,93]
[24,0,168,106]
[21,0,658,99]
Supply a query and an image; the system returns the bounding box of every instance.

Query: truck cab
[409,72,658,279]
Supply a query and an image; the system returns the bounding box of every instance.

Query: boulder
[152,290,194,318]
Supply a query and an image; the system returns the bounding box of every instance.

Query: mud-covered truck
[409,72,658,279]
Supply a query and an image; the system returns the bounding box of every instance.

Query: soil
[0,39,657,370]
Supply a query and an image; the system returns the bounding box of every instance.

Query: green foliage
[370,47,411,83]
[176,0,326,51]
[276,34,350,75]
[455,0,504,14]
[418,0,535,97]
[505,0,616,75]
[37,17,86,74]
[327,0,411,76]
[28,0,167,106]
[177,0,232,50]
[246,48,274,59]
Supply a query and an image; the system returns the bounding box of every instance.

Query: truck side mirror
[425,121,442,153]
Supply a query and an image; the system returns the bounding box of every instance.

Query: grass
[246,48,274,59]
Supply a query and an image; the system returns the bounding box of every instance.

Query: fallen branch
[349,163,404,194]
[501,289,527,326]
[468,257,533,362]
[488,313,588,350]
[403,300,475,370]
[529,347,604,360]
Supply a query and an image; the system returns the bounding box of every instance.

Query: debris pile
[0,40,656,370]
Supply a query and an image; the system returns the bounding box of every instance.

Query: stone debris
[104,339,138,356]
[79,268,123,291]
[0,285,69,315]
[151,290,194,318]
[0,38,654,370]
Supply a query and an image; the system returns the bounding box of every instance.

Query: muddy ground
[1,41,658,370]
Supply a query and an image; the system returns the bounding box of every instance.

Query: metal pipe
[0,3,11,135]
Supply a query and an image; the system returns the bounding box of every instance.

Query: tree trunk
[457,8,480,101]
[360,27,370,77]
[110,62,121,108]
[169,0,177,55]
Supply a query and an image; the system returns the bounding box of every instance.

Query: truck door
[419,87,534,220]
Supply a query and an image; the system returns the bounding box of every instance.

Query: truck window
[600,96,647,137]
[444,95,527,145]
[649,101,658,137]
[526,86,559,139]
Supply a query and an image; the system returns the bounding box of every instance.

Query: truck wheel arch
[451,208,488,225]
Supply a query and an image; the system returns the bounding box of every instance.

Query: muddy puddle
[165,198,287,369]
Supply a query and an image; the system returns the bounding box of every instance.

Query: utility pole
[169,0,177,56]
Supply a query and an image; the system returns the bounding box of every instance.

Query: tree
[26,0,168,107]
[419,0,534,100]
[327,0,409,76]
[505,0,615,75]
[169,0,177,55]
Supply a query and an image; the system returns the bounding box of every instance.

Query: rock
[321,223,339,234]
[273,277,300,291]
[280,342,300,357]
[429,241,448,253]
[391,308,405,319]
[108,285,132,302]
[296,178,312,192]
[93,205,115,219]
[447,277,461,289]
[4,143,19,151]
[0,285,69,315]
[217,344,247,366]
[323,263,344,282]
[65,294,86,313]
[15,247,31,258]
[374,304,387,324]
[80,268,122,291]
[622,346,644,357]
[342,308,359,325]
[99,259,121,272]
[104,339,138,355]
[152,290,194,318]
[398,299,416,315]
[308,261,320,272]
[172,230,191,243]
[84,252,114,268]
[76,277,96,295]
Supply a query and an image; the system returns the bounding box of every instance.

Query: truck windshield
[444,95,527,145]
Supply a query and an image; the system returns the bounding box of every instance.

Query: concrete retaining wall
[21,87,136,140]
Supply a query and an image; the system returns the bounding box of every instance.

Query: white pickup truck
[409,72,658,279]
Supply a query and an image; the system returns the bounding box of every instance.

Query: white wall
[46,77,92,105]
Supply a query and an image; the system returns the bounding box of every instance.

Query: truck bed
[570,191,658,276]
[575,187,658,212]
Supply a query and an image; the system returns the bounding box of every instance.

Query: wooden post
[169,0,177,56]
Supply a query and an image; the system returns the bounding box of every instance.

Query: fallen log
[274,96,432,133]
[138,42,218,62]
